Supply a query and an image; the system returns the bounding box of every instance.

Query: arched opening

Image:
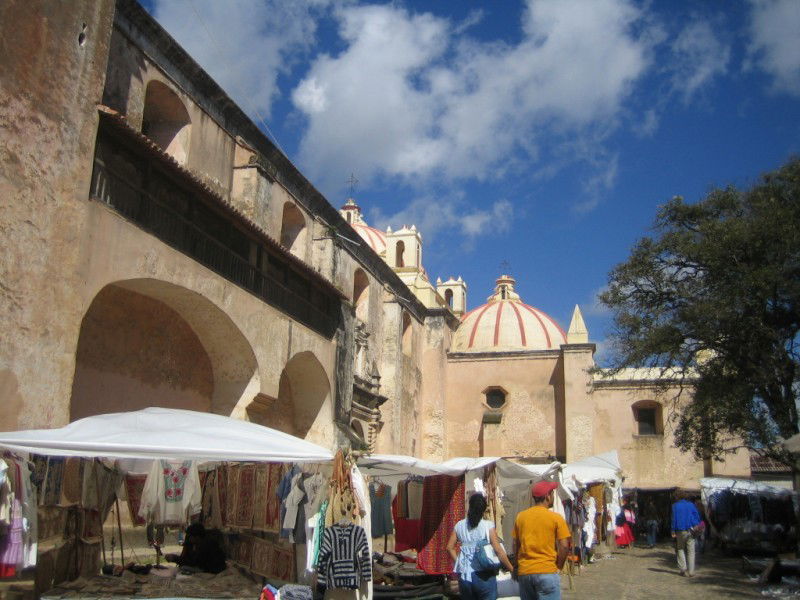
[70,279,259,421]
[444,289,454,308]
[275,351,333,446]
[353,269,369,322]
[280,202,307,258]
[632,400,663,436]
[416,244,420,267]
[141,80,191,164]
[396,241,405,267]
[401,311,412,356]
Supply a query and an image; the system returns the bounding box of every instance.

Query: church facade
[0,0,749,489]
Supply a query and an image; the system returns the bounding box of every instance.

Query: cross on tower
[500,260,511,275]
[346,173,359,197]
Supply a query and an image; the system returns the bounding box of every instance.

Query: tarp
[700,477,796,498]
[0,407,333,463]
[782,432,800,454]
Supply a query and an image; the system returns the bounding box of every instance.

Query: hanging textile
[406,480,424,520]
[392,495,421,552]
[325,452,359,528]
[234,464,256,528]
[317,522,371,590]
[224,464,239,527]
[395,481,408,519]
[138,460,201,526]
[124,474,147,526]
[59,458,83,506]
[41,457,65,506]
[277,464,300,538]
[0,460,10,527]
[0,457,37,574]
[369,483,393,538]
[416,474,465,575]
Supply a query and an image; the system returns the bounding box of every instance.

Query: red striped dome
[451,275,566,352]
[352,222,387,256]
[341,197,387,256]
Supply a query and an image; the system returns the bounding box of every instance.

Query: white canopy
[0,407,333,463]
[561,450,622,490]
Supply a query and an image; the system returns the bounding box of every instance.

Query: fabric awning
[0,407,333,463]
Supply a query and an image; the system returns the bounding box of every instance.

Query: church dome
[451,275,566,353]
[341,198,387,256]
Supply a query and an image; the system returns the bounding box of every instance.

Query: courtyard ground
[561,542,788,599]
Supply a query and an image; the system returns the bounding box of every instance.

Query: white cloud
[292,0,655,199]
[746,0,800,95]
[669,18,730,103]
[152,0,336,119]
[371,196,513,244]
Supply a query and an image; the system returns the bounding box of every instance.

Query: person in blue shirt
[671,493,701,577]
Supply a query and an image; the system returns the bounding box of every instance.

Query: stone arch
[353,268,369,322]
[280,202,307,258]
[273,351,333,447]
[142,80,191,164]
[444,288,454,308]
[69,279,259,421]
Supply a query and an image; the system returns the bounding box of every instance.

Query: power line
[188,0,288,157]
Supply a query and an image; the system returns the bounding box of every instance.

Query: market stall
[700,477,798,554]
[0,408,382,600]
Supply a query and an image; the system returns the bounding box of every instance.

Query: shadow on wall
[69,278,259,421]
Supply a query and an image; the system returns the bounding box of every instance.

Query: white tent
[0,407,333,463]
[561,450,622,492]
[700,477,796,499]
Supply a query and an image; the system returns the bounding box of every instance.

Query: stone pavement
[560,543,764,599]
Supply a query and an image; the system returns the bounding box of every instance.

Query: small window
[636,408,657,435]
[485,388,506,409]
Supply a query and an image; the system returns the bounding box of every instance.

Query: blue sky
[142,0,800,362]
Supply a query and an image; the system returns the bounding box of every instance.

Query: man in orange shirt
[512,481,570,600]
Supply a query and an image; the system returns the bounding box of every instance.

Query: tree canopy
[600,157,800,463]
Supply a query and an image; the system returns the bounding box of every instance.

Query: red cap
[531,481,558,498]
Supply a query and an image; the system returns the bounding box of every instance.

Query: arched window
[483,387,507,409]
[396,241,405,267]
[353,269,369,322]
[141,80,191,164]
[401,311,412,356]
[416,244,420,267]
[280,202,306,257]
[444,289,454,308]
[632,400,662,435]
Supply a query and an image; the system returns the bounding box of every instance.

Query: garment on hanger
[369,483,393,538]
[138,460,201,526]
[406,479,424,520]
[317,522,371,590]
[277,464,300,539]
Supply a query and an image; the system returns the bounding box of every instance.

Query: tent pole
[115,497,125,566]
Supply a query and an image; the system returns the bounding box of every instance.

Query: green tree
[599,158,800,464]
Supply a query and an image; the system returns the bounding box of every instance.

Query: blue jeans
[518,573,561,600]
[458,571,497,600]
[646,519,658,546]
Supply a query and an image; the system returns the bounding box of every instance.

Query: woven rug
[251,464,269,531]
[249,537,274,577]
[224,465,239,527]
[416,474,464,574]
[265,463,283,532]
[234,464,256,528]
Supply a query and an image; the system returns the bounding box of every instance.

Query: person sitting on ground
[165,523,226,574]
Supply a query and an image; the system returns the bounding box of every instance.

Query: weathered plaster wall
[418,315,452,461]
[591,385,703,489]
[102,29,236,197]
[0,0,116,431]
[445,354,560,459]
[562,344,595,462]
[70,285,214,420]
